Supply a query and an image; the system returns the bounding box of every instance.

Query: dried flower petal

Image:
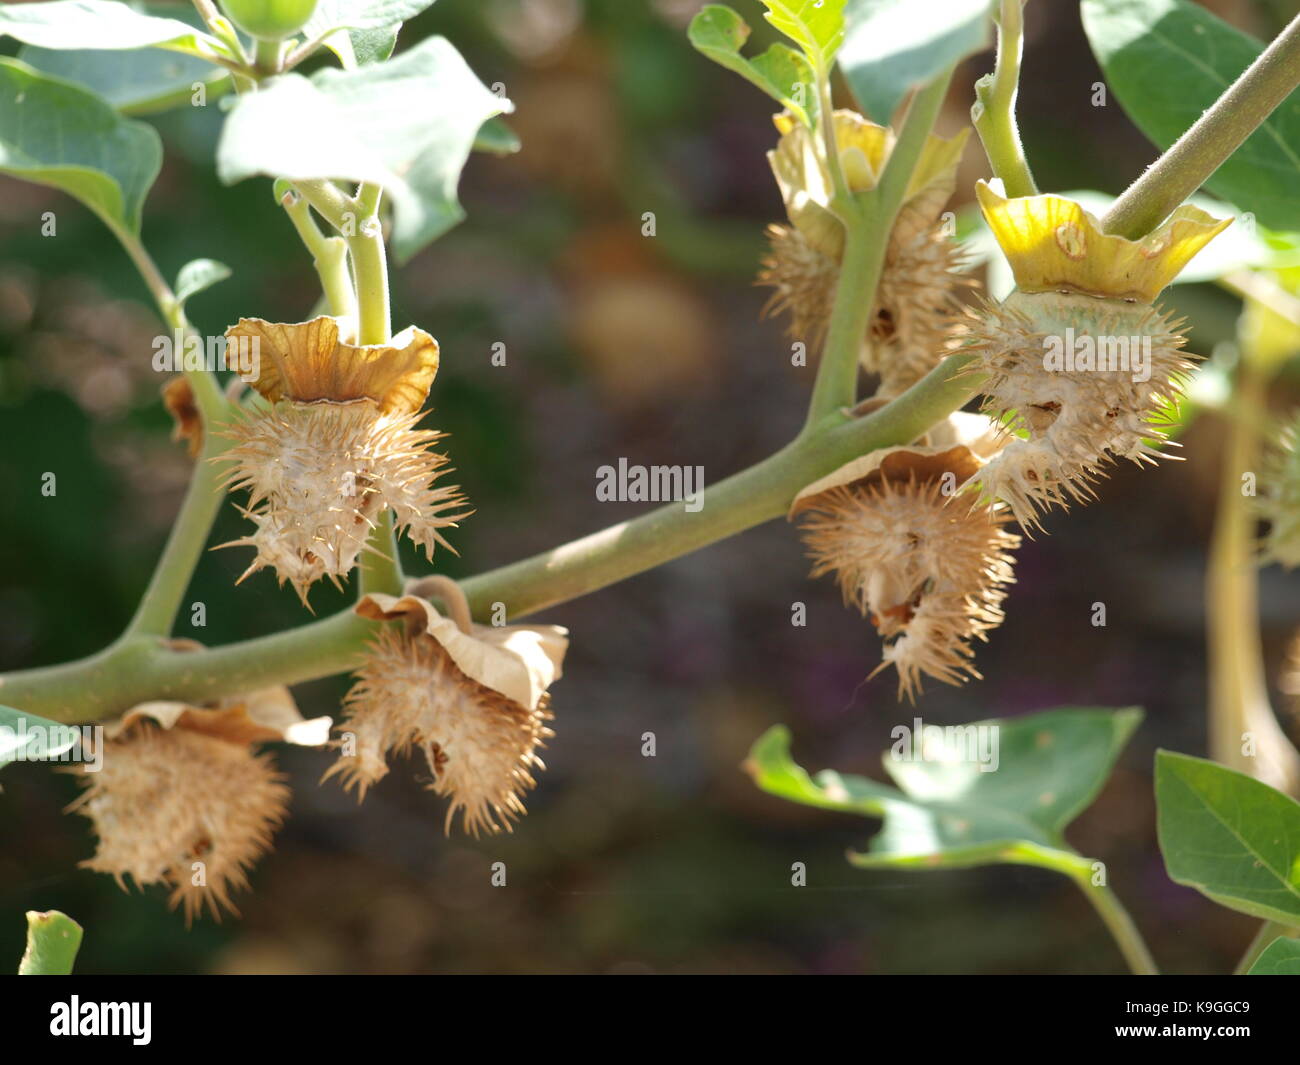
[162,376,202,458]
[228,315,439,415]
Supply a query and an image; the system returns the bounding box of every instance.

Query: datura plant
[2,0,1300,979]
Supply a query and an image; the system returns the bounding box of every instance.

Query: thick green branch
[0,354,981,721]
[123,434,232,638]
[1102,13,1300,239]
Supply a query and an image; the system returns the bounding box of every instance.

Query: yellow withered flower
[68,675,330,922]
[220,316,469,604]
[758,109,972,393]
[791,422,1019,702]
[962,182,1231,528]
[326,589,569,836]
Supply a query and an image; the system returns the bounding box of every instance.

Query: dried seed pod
[219,316,469,604]
[326,592,569,836]
[961,182,1231,528]
[791,429,1019,701]
[68,676,327,921]
[758,110,972,384]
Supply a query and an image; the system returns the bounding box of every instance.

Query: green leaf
[839,0,992,123]
[0,0,222,59]
[301,0,437,44]
[688,5,817,127]
[217,36,510,262]
[1248,936,1300,975]
[1081,0,1300,232]
[1156,750,1300,926]
[0,58,161,235]
[348,24,400,65]
[0,704,81,771]
[747,707,1142,869]
[474,116,521,156]
[17,44,227,115]
[18,911,83,975]
[174,258,231,311]
[758,0,846,71]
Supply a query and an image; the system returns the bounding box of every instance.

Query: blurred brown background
[2,0,1300,973]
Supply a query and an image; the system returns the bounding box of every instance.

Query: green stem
[278,184,356,318]
[348,184,390,345]
[1069,873,1159,976]
[123,434,232,638]
[1102,13,1300,238]
[818,66,850,207]
[805,209,886,423]
[110,224,226,425]
[294,180,390,345]
[254,36,283,76]
[0,354,981,720]
[18,911,83,975]
[804,69,954,425]
[1008,846,1158,974]
[358,509,404,597]
[106,225,233,639]
[1206,357,1300,791]
[972,0,1037,198]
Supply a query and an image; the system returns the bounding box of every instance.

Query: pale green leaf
[301,0,436,44]
[218,36,510,261]
[0,58,161,235]
[759,0,846,70]
[0,704,81,771]
[748,707,1142,869]
[0,0,222,59]
[174,258,231,310]
[17,44,227,115]
[688,5,817,126]
[840,0,992,122]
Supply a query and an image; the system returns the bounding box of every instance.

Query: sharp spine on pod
[216,315,471,604]
[957,181,1233,530]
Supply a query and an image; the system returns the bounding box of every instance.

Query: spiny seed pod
[1258,413,1300,567]
[68,679,329,921]
[758,109,971,388]
[325,592,569,836]
[219,316,470,605]
[791,425,1019,702]
[960,182,1231,529]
